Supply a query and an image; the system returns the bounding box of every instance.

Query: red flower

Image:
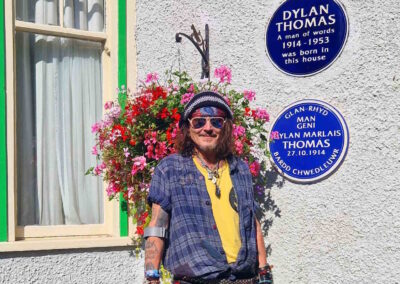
[151,86,167,101]
[111,160,121,170]
[159,107,170,119]
[129,139,136,146]
[136,226,144,235]
[112,124,129,141]
[171,108,181,122]
[137,94,153,111]
[166,128,172,144]
[139,212,149,223]
[249,161,260,177]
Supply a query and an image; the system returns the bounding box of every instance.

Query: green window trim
[0,0,8,242]
[118,0,129,237]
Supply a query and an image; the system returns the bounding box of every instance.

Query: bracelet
[258,264,272,275]
[144,279,160,284]
[258,264,272,284]
[145,269,160,279]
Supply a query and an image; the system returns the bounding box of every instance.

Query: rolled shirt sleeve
[147,163,172,213]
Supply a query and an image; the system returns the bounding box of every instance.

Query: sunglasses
[188,116,226,129]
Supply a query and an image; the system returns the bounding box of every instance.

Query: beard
[195,143,218,153]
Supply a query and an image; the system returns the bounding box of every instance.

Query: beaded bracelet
[145,269,160,279]
[258,264,272,284]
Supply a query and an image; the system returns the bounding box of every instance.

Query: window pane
[64,0,105,32]
[16,0,59,25]
[15,32,104,226]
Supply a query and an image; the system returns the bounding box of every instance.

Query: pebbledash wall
[1,0,399,283]
[137,0,400,283]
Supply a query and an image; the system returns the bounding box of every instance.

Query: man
[144,91,272,283]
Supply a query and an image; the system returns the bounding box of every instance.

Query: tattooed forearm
[144,204,169,273]
[145,240,160,260]
[144,237,164,271]
[145,262,156,270]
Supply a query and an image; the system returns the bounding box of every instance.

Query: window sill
[0,236,134,252]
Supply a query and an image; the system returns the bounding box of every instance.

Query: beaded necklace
[196,154,221,198]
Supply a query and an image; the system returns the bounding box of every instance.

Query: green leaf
[85,167,94,175]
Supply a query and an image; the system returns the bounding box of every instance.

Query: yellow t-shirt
[193,157,242,263]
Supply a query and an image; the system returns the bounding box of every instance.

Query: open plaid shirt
[148,154,258,281]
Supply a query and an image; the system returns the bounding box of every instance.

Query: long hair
[174,120,234,160]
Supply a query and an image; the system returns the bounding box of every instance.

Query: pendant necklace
[196,154,221,198]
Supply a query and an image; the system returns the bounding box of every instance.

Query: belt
[173,276,258,284]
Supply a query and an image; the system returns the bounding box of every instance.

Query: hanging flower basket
[88,66,273,238]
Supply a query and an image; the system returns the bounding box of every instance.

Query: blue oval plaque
[268,100,349,183]
[266,0,348,76]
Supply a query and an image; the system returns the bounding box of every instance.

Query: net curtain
[16,0,104,226]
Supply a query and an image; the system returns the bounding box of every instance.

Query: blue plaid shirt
[148,154,258,280]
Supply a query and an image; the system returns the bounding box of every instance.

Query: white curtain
[16,0,104,225]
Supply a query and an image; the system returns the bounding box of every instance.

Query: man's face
[188,107,226,154]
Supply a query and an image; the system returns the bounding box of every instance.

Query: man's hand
[144,204,169,281]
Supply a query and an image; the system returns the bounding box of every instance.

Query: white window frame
[0,0,136,252]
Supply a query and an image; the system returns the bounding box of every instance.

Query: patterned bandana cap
[179,91,233,128]
[190,107,227,118]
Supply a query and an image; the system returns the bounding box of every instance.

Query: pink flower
[154,142,167,160]
[91,122,101,133]
[123,147,130,158]
[139,182,150,192]
[104,101,113,110]
[188,84,195,92]
[110,105,121,118]
[171,124,178,139]
[270,131,280,140]
[253,108,270,121]
[131,156,147,176]
[249,161,260,177]
[243,90,256,101]
[180,92,194,104]
[93,162,106,175]
[127,186,134,199]
[145,72,159,83]
[233,124,246,138]
[106,182,119,197]
[110,129,121,142]
[144,131,157,145]
[145,144,154,159]
[92,145,98,155]
[214,65,232,84]
[235,140,244,155]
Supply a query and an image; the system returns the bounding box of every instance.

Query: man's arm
[255,218,273,283]
[144,204,169,279]
[255,218,267,267]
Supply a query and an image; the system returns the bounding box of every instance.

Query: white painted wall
[1,1,399,283]
[135,0,400,283]
[0,248,144,283]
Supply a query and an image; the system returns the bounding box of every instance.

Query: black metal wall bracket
[176,24,210,79]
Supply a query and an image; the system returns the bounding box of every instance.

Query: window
[0,0,133,249]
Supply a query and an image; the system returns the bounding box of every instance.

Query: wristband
[145,269,160,279]
[258,264,272,274]
[258,264,272,284]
